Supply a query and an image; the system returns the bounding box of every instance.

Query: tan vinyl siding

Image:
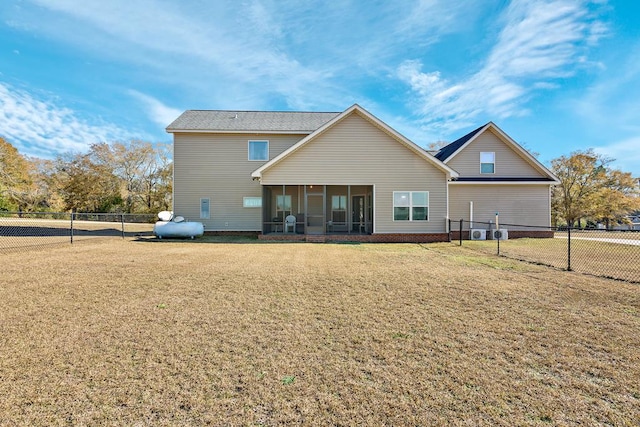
[260,112,448,233]
[173,133,303,230]
[447,129,546,178]
[449,184,552,229]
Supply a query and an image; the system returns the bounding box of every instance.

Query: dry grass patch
[0,218,154,252]
[0,239,638,425]
[465,237,640,283]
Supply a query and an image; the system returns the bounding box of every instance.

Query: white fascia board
[486,124,560,183]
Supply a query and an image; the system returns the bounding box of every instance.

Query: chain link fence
[4,213,639,283]
[0,212,156,252]
[450,219,640,284]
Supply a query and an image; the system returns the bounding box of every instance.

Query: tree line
[1,136,638,227]
[0,137,172,215]
[551,149,639,228]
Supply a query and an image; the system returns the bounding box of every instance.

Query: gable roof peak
[251,104,458,180]
[435,123,490,161]
[437,121,559,183]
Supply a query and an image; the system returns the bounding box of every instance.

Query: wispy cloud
[397,0,608,132]
[594,137,640,175]
[18,0,475,112]
[128,91,182,128]
[23,0,329,109]
[0,82,135,158]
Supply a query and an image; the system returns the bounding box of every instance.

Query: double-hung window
[331,195,347,223]
[276,195,291,220]
[480,152,495,174]
[393,191,429,221]
[248,140,269,161]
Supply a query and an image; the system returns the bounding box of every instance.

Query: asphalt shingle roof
[166,110,341,133]
[435,123,488,161]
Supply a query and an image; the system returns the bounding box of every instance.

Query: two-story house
[166,104,558,242]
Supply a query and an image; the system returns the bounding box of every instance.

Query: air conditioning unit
[470,229,486,240]
[490,229,509,240]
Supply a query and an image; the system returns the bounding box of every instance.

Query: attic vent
[232,113,238,119]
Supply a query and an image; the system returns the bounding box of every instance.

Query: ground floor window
[200,198,210,219]
[276,194,292,219]
[393,191,429,221]
[331,195,347,223]
[243,197,262,208]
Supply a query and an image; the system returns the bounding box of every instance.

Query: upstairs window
[248,140,269,161]
[480,152,495,174]
[393,191,429,221]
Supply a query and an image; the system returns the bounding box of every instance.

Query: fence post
[121,213,125,239]
[459,219,463,246]
[70,211,74,244]
[567,226,571,271]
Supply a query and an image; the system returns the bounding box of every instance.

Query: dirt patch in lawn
[1,239,638,426]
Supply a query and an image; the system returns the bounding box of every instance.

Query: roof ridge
[166,110,342,132]
[183,109,342,114]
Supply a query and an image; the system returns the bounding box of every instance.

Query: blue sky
[0,0,639,175]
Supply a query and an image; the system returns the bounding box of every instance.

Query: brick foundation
[258,234,306,242]
[258,233,450,243]
[506,230,555,239]
[210,230,554,242]
[204,231,260,237]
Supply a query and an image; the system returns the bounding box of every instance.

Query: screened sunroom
[261,185,373,235]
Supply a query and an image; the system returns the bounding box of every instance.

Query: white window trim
[243,197,262,208]
[393,191,429,221]
[248,140,269,161]
[480,151,495,174]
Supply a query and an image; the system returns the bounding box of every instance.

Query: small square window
[248,140,269,161]
[332,195,347,210]
[276,195,291,211]
[480,152,495,174]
